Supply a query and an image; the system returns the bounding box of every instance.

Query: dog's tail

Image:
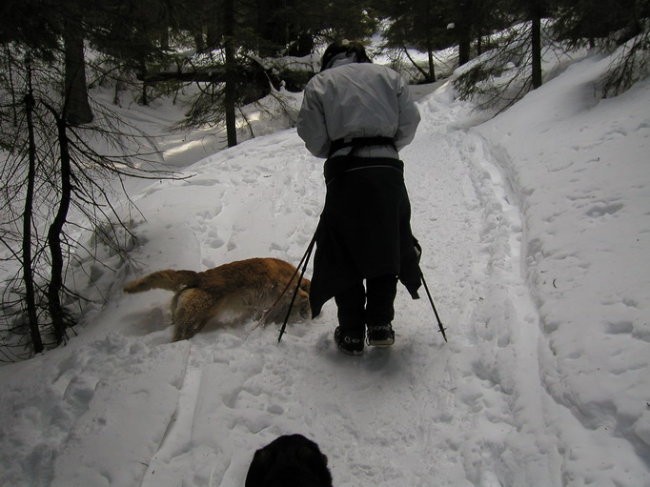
[123,269,199,294]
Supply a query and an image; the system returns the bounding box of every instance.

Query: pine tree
[552,0,649,46]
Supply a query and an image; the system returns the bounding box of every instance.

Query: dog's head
[245,434,332,487]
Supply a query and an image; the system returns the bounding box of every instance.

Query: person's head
[320,40,371,72]
[245,434,333,487]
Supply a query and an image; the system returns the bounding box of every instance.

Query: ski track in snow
[5,77,648,486]
[107,93,559,486]
[0,91,563,487]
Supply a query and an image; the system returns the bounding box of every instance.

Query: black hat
[320,40,371,72]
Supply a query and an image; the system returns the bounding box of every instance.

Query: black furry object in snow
[245,434,333,487]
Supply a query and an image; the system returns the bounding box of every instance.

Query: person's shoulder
[355,63,402,79]
[309,63,401,86]
[359,62,397,73]
[304,70,328,91]
[306,65,350,89]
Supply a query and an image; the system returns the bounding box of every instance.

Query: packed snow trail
[58,86,562,487]
[5,85,550,487]
[6,72,649,486]
[0,85,600,486]
[3,47,650,487]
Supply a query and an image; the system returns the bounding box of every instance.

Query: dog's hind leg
[172,288,217,341]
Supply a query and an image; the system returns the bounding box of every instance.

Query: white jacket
[297,59,421,159]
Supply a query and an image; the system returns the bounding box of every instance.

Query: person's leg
[365,274,397,346]
[334,281,366,354]
[365,274,397,325]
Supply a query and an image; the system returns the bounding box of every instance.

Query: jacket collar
[325,53,357,70]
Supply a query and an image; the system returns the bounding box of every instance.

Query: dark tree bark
[160,27,170,51]
[63,14,93,125]
[22,72,43,354]
[139,57,148,106]
[531,0,543,88]
[194,30,206,52]
[426,37,437,82]
[457,0,473,66]
[206,0,222,50]
[223,0,237,147]
[424,0,436,81]
[46,109,74,344]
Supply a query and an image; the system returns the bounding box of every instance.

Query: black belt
[328,136,396,158]
[324,156,403,184]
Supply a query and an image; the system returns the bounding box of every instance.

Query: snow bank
[476,54,650,484]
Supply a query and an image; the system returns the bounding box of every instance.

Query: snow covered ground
[1,47,649,486]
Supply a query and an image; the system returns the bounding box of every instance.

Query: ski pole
[420,273,448,342]
[277,232,317,342]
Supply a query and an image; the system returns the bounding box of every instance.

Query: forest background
[0,0,648,358]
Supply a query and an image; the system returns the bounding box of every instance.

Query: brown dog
[123,257,310,340]
[245,434,333,487]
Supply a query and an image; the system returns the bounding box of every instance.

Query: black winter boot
[367,324,395,347]
[334,327,364,355]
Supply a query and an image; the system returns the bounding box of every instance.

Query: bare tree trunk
[139,57,149,106]
[206,0,222,50]
[425,0,436,81]
[426,37,437,82]
[457,0,473,66]
[160,27,170,51]
[46,109,74,344]
[22,66,43,354]
[5,47,19,127]
[531,0,543,89]
[402,46,430,81]
[223,0,237,147]
[63,14,93,125]
[194,29,205,53]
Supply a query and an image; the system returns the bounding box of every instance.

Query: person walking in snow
[297,40,423,355]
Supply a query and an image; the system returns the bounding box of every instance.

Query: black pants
[334,274,398,334]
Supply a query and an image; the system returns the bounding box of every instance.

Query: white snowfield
[1,50,649,487]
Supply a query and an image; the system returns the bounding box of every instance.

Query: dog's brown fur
[123,257,310,341]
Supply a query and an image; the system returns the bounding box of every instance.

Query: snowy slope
[475,54,650,485]
[1,50,649,487]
